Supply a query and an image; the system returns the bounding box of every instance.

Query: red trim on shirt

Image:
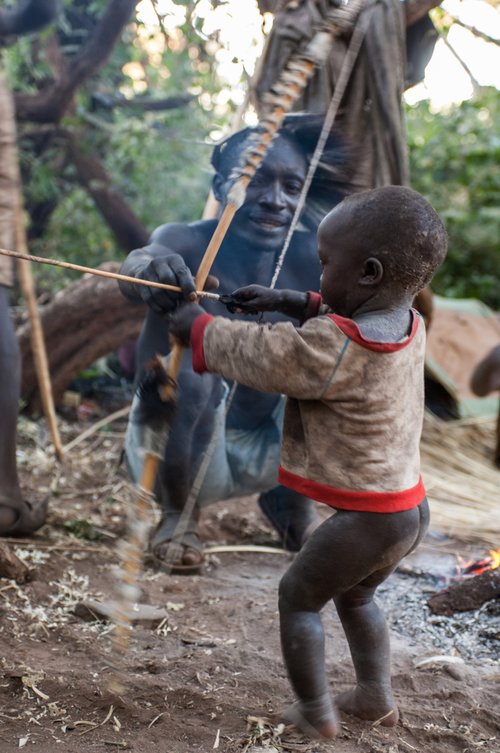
[303,291,323,321]
[191,313,214,373]
[327,311,419,352]
[278,466,426,512]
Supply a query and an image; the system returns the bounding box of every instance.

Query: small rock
[445,664,466,681]
[74,598,168,628]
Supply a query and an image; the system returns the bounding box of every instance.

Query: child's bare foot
[281,695,339,740]
[336,685,398,726]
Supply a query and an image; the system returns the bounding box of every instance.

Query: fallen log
[427,568,500,616]
[17,262,145,413]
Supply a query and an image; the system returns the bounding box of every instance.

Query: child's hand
[221,285,309,321]
[169,302,206,346]
[221,285,282,314]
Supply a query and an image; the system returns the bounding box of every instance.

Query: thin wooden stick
[161,203,239,400]
[14,209,64,461]
[62,405,130,454]
[0,247,219,300]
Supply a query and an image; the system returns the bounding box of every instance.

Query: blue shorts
[124,383,285,508]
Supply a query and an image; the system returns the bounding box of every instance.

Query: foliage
[4,2,499,310]
[406,88,500,309]
[5,0,238,294]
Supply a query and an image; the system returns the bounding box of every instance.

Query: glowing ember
[460,548,500,577]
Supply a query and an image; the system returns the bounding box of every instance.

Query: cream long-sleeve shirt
[191,302,426,512]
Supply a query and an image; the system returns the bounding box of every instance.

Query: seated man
[119,116,352,573]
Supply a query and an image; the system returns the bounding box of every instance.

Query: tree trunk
[0,72,18,285]
[17,262,145,413]
[65,133,149,251]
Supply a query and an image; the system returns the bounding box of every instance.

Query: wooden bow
[109,0,369,691]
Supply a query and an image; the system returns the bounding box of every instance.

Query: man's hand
[169,303,206,346]
[126,247,218,316]
[222,284,308,320]
[137,250,197,315]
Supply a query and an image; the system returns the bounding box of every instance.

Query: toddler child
[169,185,448,739]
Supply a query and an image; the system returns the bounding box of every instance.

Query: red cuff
[302,291,322,322]
[191,313,214,373]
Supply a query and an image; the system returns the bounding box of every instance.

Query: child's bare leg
[278,608,339,739]
[278,499,429,738]
[335,499,429,724]
[334,579,397,725]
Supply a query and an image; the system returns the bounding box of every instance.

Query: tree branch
[450,17,500,47]
[14,0,140,123]
[64,132,149,251]
[91,92,194,113]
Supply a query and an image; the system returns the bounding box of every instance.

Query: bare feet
[281,696,340,740]
[336,684,399,726]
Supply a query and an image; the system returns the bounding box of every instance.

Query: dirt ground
[0,412,499,753]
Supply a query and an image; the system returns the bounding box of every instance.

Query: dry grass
[421,412,499,547]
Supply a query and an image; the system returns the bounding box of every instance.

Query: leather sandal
[148,512,204,575]
[0,496,48,537]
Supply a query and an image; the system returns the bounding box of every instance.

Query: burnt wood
[428,568,500,616]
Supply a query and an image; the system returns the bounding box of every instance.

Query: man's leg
[258,485,320,551]
[124,355,225,573]
[0,287,47,535]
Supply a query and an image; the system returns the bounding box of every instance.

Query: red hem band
[191,313,214,373]
[278,466,426,512]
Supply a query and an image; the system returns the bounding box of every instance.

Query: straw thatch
[421,412,499,548]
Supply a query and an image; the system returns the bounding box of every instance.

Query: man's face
[216,135,307,251]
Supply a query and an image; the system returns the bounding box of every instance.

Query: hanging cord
[270,0,374,289]
[157,1,374,575]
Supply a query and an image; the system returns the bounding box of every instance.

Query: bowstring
[161,4,373,569]
[269,1,373,290]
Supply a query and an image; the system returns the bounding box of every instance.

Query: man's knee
[470,344,500,397]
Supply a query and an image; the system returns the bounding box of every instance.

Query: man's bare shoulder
[150,219,217,257]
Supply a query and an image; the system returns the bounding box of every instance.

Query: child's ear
[360,257,383,286]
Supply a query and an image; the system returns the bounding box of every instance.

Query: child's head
[317,186,447,316]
